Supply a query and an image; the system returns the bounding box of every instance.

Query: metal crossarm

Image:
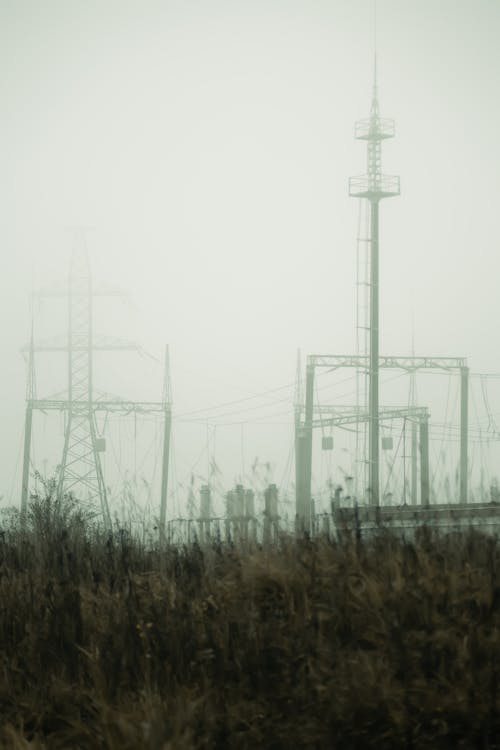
[308,355,467,371]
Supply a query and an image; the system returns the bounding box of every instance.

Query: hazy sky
[2,0,500,513]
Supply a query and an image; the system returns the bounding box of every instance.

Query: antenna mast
[349,42,400,506]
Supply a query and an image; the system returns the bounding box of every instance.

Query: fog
[2,0,500,516]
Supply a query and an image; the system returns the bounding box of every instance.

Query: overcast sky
[2,0,500,514]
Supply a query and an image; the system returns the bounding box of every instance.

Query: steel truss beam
[31,399,164,414]
[308,354,467,371]
[22,335,141,353]
[310,405,429,429]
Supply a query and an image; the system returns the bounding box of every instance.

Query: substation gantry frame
[293,62,470,530]
[295,355,469,531]
[20,235,172,532]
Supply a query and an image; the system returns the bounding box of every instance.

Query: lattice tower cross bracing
[20,235,172,529]
[57,236,109,521]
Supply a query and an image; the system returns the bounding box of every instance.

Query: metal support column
[296,363,314,532]
[419,415,430,506]
[21,323,36,518]
[159,362,172,543]
[20,403,33,517]
[159,404,171,536]
[303,363,314,529]
[369,199,380,506]
[411,419,418,505]
[295,426,305,526]
[460,366,469,504]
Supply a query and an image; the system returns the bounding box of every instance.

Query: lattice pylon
[57,231,111,526]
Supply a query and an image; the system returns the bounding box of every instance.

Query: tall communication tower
[349,59,400,506]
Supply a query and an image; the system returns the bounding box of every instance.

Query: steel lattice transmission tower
[349,60,400,506]
[21,232,172,528]
[56,233,110,523]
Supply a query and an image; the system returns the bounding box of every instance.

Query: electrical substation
[19,66,500,540]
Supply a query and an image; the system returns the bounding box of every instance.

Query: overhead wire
[173,368,368,424]
[174,381,297,419]
[174,369,410,427]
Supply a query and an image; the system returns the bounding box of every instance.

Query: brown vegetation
[0,495,499,748]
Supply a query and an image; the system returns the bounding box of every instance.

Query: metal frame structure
[20,236,172,529]
[295,354,468,531]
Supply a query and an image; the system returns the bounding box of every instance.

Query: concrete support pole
[369,200,380,506]
[419,415,430,506]
[20,403,33,517]
[159,405,172,540]
[460,366,469,504]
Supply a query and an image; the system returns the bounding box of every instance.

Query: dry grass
[0,494,499,748]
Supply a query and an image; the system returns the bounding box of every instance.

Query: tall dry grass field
[0,495,499,748]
